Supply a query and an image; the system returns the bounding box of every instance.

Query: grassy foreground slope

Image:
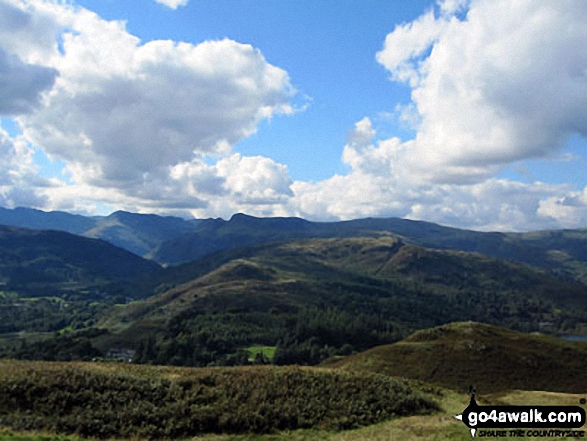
[328,322,587,393]
[1,390,585,440]
[0,360,437,439]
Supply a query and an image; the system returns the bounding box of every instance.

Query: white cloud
[290,118,584,232]
[18,13,294,185]
[0,127,48,208]
[0,0,64,65]
[274,0,587,231]
[216,154,293,205]
[376,8,448,87]
[154,0,188,10]
[376,0,587,184]
[537,187,587,229]
[341,118,405,177]
[438,0,469,16]
[0,0,295,214]
[0,1,59,115]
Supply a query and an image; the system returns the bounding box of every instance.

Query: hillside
[152,215,587,282]
[512,229,587,283]
[0,225,160,287]
[0,225,161,335]
[94,237,587,367]
[83,210,201,257]
[328,322,587,393]
[0,385,585,441]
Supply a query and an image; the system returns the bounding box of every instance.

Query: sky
[0,0,586,231]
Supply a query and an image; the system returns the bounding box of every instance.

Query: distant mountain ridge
[0,206,202,258]
[1,207,586,284]
[151,214,587,282]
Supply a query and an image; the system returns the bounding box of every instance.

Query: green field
[247,346,276,362]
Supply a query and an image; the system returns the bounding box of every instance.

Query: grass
[0,432,84,441]
[1,390,584,440]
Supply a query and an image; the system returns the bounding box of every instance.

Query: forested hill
[0,225,161,288]
[91,236,587,367]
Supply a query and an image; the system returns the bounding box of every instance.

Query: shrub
[0,361,438,439]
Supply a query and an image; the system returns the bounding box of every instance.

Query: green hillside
[512,229,587,283]
[0,225,160,287]
[1,388,585,440]
[93,237,587,367]
[0,225,161,336]
[328,322,587,393]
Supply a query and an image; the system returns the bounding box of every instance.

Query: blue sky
[0,0,586,231]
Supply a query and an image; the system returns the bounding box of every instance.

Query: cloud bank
[0,0,586,231]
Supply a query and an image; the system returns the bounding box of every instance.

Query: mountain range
[0,207,201,258]
[0,205,586,367]
[1,207,587,285]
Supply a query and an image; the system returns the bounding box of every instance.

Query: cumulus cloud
[0,2,59,115]
[0,1,64,65]
[538,188,587,228]
[155,0,189,10]
[0,0,295,213]
[376,0,587,183]
[15,5,294,185]
[291,117,585,231]
[376,8,448,87]
[216,154,293,205]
